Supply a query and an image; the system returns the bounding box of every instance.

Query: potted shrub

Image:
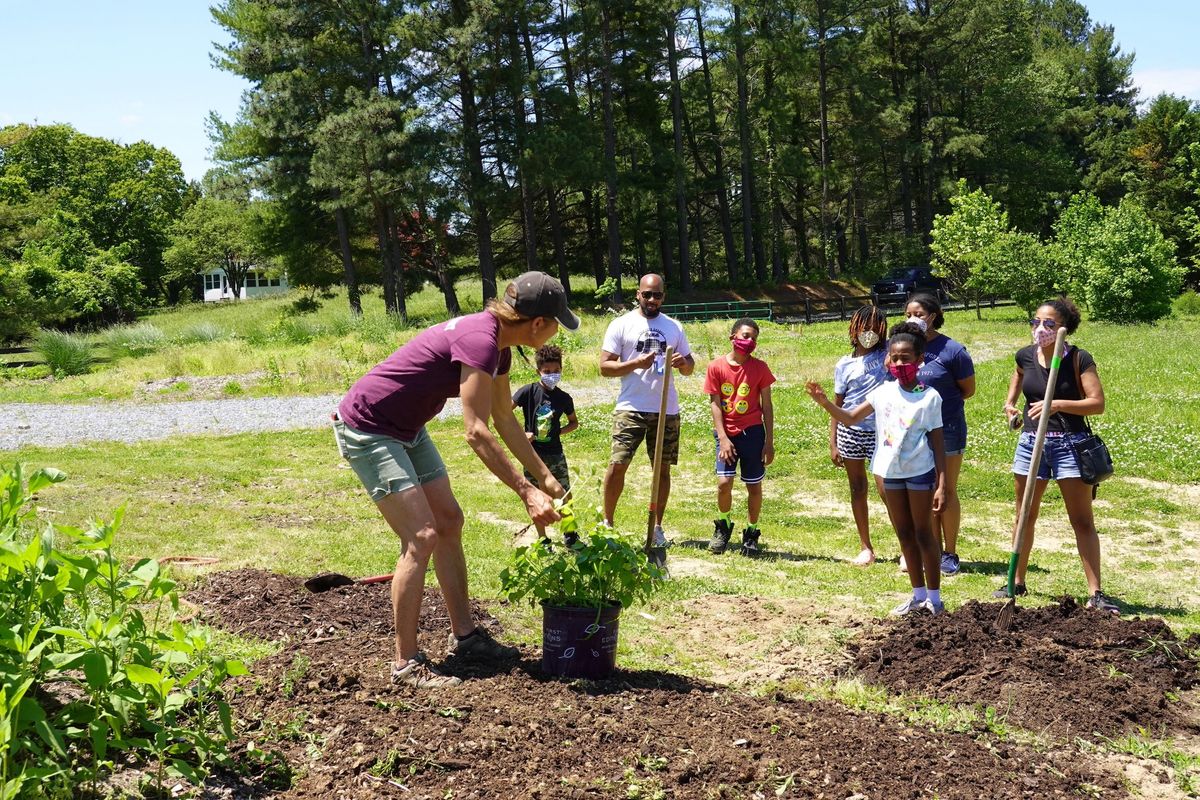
[500,504,662,679]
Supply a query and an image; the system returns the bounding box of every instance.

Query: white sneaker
[897,554,908,573]
[652,525,670,548]
[851,548,875,567]
[921,599,946,616]
[891,596,924,616]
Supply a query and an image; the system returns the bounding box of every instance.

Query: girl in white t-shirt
[807,322,947,616]
[830,306,889,566]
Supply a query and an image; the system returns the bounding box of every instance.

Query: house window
[270,278,281,287]
[204,274,221,291]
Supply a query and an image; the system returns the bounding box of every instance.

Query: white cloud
[1133,68,1200,103]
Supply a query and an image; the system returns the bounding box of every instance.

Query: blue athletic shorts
[714,424,767,484]
[882,468,937,492]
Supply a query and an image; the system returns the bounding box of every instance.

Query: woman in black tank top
[996,297,1118,615]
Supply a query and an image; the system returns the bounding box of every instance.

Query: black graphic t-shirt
[1015,345,1096,433]
[512,382,575,455]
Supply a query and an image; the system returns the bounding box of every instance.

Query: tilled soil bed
[189,570,1128,799]
[850,598,1200,740]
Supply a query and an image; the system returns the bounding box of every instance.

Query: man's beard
[640,304,660,318]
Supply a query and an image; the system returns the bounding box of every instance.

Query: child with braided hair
[830,306,890,566]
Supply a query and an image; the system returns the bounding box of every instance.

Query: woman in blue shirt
[905,294,975,575]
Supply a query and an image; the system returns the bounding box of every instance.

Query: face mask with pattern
[888,362,919,385]
[540,372,562,389]
[857,330,880,349]
[1032,325,1056,348]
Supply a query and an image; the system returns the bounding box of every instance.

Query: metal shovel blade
[303,572,356,593]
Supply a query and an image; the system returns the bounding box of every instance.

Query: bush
[975,232,1058,316]
[33,329,93,376]
[0,463,245,797]
[1079,200,1184,323]
[103,322,166,357]
[1173,290,1200,317]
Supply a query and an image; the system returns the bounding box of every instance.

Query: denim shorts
[1011,431,1083,481]
[882,468,937,491]
[714,424,767,484]
[333,418,448,501]
[942,416,967,457]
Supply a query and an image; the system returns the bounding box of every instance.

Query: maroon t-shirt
[338,311,513,441]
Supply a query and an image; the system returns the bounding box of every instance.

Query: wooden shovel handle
[645,346,674,554]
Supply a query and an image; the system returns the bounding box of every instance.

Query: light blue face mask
[540,372,562,389]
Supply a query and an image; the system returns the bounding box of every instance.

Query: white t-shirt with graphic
[601,310,692,414]
[865,381,943,479]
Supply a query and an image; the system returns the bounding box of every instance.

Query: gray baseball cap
[504,271,580,331]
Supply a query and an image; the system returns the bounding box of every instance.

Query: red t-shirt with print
[703,355,776,435]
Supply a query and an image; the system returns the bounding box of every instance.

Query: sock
[928,589,941,605]
[455,628,478,642]
[912,586,928,603]
[746,522,759,532]
[718,511,732,524]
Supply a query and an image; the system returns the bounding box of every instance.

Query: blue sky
[2,1,1198,183]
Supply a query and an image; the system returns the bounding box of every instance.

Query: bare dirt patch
[189,570,1128,798]
[849,598,1200,740]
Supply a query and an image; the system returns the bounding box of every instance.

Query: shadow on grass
[673,538,847,565]
[957,560,1049,577]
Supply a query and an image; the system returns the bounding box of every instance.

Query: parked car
[871,267,947,304]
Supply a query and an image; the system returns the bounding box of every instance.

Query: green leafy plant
[500,503,663,610]
[0,462,246,798]
[33,329,93,377]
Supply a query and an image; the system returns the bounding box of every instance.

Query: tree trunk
[509,25,539,273]
[522,23,569,292]
[817,1,835,278]
[454,0,497,302]
[696,1,738,283]
[666,13,692,292]
[693,197,709,283]
[334,205,361,315]
[561,0,605,288]
[733,4,762,282]
[600,4,622,305]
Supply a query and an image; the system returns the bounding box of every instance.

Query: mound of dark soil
[190,570,1125,799]
[849,598,1200,740]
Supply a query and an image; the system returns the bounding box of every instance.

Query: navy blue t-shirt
[917,334,974,426]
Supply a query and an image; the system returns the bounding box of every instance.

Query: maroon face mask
[888,362,919,385]
[731,338,757,355]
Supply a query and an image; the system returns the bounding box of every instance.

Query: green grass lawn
[9,303,1200,664]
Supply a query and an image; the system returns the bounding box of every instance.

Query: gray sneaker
[921,598,946,616]
[652,525,671,549]
[891,596,924,616]
[391,653,462,688]
[447,626,520,660]
[940,552,960,576]
[1086,590,1120,616]
[709,519,734,554]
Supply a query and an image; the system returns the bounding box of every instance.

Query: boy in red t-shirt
[703,318,777,556]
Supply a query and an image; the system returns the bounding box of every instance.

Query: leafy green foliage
[500,502,663,610]
[931,181,1010,305]
[0,463,245,798]
[1173,290,1200,317]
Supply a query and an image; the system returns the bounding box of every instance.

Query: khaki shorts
[333,418,447,501]
[610,411,681,466]
[523,450,571,494]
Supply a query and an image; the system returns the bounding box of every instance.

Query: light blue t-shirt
[833,351,888,431]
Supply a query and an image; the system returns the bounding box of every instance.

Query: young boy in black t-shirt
[513,345,579,543]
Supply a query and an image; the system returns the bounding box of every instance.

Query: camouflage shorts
[524,450,571,494]
[610,411,681,466]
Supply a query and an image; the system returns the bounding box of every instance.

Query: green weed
[34,329,93,376]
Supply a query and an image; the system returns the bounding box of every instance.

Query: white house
[201,268,289,302]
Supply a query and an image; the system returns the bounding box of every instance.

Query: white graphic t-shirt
[865,381,943,479]
[601,310,692,414]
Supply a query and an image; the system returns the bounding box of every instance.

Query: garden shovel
[303,571,394,593]
[645,346,674,574]
[997,326,1068,632]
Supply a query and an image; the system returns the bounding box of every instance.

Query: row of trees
[206,0,1200,319]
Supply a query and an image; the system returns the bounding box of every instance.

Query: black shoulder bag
[1067,349,1114,485]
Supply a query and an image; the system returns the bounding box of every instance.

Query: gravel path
[0,386,616,450]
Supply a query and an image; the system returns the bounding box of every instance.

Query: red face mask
[731,337,757,355]
[888,362,919,385]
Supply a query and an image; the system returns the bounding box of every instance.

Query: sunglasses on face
[640,291,664,300]
[1029,318,1058,330]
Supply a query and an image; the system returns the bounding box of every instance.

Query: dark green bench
[658,300,774,322]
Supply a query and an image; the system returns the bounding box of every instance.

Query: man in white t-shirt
[599,274,695,546]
